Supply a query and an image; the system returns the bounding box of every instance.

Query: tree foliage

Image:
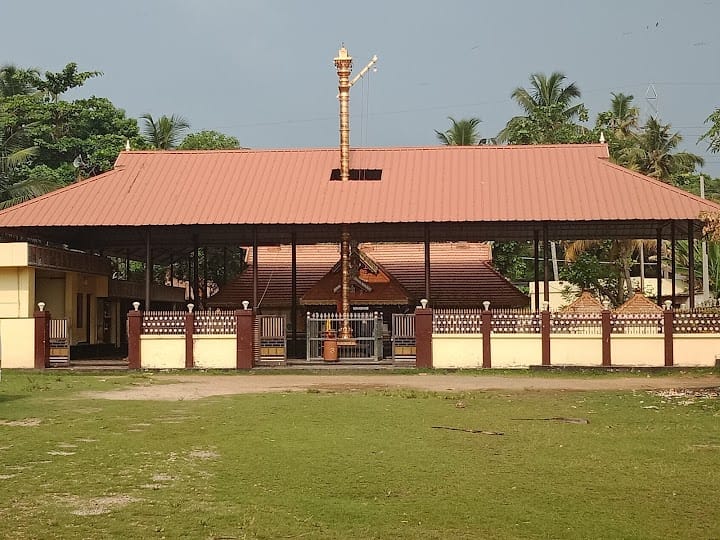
[435,117,483,146]
[700,108,720,154]
[0,62,142,204]
[178,130,241,150]
[559,247,620,304]
[141,113,190,150]
[498,72,591,144]
[619,117,704,183]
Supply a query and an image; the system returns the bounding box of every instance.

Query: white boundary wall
[193,335,236,369]
[431,332,720,368]
[140,335,184,369]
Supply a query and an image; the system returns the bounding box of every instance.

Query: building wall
[0,318,34,368]
[0,267,34,318]
[36,273,65,318]
[65,272,109,345]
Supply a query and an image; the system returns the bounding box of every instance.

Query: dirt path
[85,373,720,401]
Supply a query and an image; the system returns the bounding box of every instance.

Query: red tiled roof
[210,244,337,308]
[560,290,604,313]
[615,292,663,313]
[0,145,717,228]
[208,242,527,309]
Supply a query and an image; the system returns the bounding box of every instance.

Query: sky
[3,0,719,177]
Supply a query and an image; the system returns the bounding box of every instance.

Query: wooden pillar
[601,305,611,367]
[481,308,492,368]
[252,228,259,309]
[169,254,174,287]
[534,229,540,311]
[235,308,255,369]
[192,238,199,309]
[424,225,431,302]
[688,220,695,309]
[541,307,550,366]
[656,227,663,306]
[203,247,209,309]
[124,250,130,280]
[542,224,550,304]
[671,221,677,307]
[185,308,194,369]
[34,308,51,369]
[291,233,297,358]
[127,307,142,369]
[414,306,433,368]
[144,228,152,310]
[663,305,674,367]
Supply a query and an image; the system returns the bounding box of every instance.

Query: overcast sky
[3,0,719,176]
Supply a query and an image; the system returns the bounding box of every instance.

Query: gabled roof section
[0,144,717,228]
[301,257,411,306]
[561,290,604,313]
[615,292,663,313]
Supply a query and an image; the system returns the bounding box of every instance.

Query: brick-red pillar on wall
[541,309,551,366]
[185,311,194,369]
[481,310,492,368]
[664,308,674,367]
[601,308,612,367]
[127,310,142,369]
[414,307,433,368]
[236,309,255,369]
[34,309,51,369]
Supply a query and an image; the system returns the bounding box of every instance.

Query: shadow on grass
[0,394,26,403]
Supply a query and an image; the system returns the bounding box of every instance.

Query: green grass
[1,372,719,539]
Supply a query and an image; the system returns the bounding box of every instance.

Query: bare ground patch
[0,418,42,427]
[62,494,140,516]
[82,374,720,401]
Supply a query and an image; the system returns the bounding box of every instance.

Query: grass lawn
[1,371,719,539]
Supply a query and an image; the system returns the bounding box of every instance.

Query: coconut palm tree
[605,93,640,139]
[498,72,586,144]
[620,117,704,183]
[435,117,483,146]
[510,72,583,120]
[0,64,40,97]
[141,113,190,150]
[0,132,62,208]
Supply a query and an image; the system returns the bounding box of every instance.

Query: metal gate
[255,315,287,362]
[49,318,70,366]
[391,313,416,363]
[306,312,382,362]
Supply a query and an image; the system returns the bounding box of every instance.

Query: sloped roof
[0,145,716,246]
[560,290,604,313]
[208,242,528,309]
[615,292,663,313]
[210,244,337,308]
[301,261,412,306]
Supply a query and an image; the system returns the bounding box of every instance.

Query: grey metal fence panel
[306,312,381,362]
